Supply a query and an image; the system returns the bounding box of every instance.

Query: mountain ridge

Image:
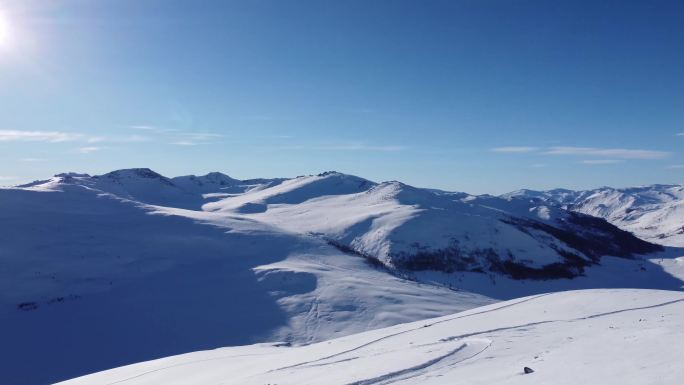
[503,183,684,247]
[12,168,666,280]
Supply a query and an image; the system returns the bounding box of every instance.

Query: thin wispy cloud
[544,146,669,159]
[87,134,149,143]
[529,163,548,168]
[129,125,220,143]
[178,133,223,140]
[130,125,223,146]
[581,159,624,165]
[676,133,684,137]
[491,146,539,153]
[319,144,406,152]
[267,142,407,153]
[78,146,102,154]
[168,132,224,146]
[666,165,684,169]
[0,130,82,142]
[494,145,670,159]
[0,176,17,181]
[170,141,201,146]
[260,135,294,139]
[19,157,47,162]
[129,125,179,134]
[0,130,150,145]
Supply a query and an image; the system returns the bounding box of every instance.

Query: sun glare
[0,11,11,49]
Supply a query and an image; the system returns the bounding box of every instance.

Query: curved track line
[344,298,684,384]
[104,296,684,384]
[270,293,551,372]
[346,340,492,385]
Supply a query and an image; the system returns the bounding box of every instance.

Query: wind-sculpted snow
[503,184,684,247]
[58,289,684,385]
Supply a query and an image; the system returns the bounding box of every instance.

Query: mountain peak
[171,172,241,191]
[98,168,167,180]
[204,171,232,178]
[317,170,342,177]
[54,172,91,178]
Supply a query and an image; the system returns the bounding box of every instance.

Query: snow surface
[59,289,684,385]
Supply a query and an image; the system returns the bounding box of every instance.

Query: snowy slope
[504,184,684,247]
[0,181,491,385]
[206,174,661,279]
[203,171,375,213]
[59,289,684,385]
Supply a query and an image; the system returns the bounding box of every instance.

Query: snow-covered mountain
[171,171,241,193]
[18,169,663,282]
[204,172,660,280]
[59,289,684,385]
[17,169,281,209]
[503,184,684,247]
[2,169,682,385]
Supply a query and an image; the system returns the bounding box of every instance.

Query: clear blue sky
[1,0,683,194]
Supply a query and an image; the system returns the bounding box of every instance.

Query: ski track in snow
[437,297,684,343]
[92,296,552,385]
[271,293,551,372]
[344,342,490,385]
[274,295,684,382]
[69,291,684,385]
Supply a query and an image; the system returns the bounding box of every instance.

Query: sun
[0,10,10,49]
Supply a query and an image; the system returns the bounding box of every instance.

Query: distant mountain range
[2,169,682,385]
[17,169,667,279]
[503,184,684,247]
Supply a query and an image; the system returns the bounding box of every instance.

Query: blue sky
[0,0,683,194]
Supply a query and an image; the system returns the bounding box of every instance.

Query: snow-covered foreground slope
[60,289,684,385]
[503,184,684,247]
